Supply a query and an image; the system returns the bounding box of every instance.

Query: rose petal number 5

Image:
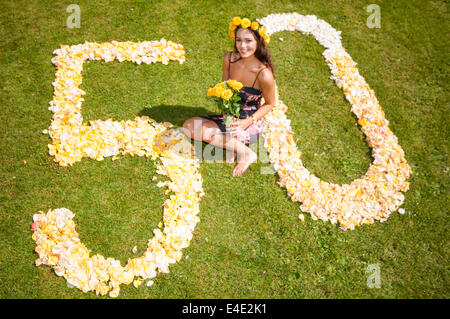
[32,40,204,298]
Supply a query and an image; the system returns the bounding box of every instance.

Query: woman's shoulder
[223,51,241,63]
[259,66,274,79]
[222,51,231,61]
[255,66,274,91]
[257,66,274,83]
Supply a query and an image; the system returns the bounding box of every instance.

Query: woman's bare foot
[233,149,257,177]
[226,149,237,164]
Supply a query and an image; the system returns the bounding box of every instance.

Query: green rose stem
[224,114,233,126]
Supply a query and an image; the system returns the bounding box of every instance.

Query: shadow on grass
[138,105,215,127]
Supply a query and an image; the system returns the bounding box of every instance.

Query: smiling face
[235,28,258,58]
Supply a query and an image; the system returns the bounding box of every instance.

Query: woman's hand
[227,117,252,136]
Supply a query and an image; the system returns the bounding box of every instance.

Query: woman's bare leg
[233,148,257,176]
[208,132,257,177]
[182,117,256,176]
[226,149,236,164]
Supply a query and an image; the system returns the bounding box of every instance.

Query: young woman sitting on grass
[183,17,276,177]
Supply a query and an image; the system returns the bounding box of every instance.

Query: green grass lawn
[1,0,448,298]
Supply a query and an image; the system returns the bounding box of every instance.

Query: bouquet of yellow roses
[207,80,244,125]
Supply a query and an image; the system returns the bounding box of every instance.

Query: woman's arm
[249,68,276,122]
[222,52,231,81]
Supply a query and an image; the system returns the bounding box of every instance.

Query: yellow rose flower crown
[229,16,270,45]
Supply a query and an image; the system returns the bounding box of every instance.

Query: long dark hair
[232,26,275,78]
